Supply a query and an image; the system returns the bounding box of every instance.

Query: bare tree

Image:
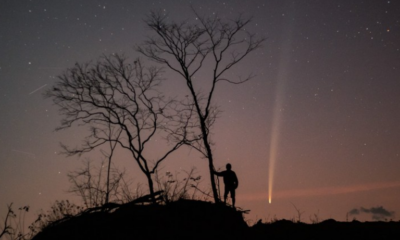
[0,203,15,239]
[0,203,32,240]
[138,10,265,202]
[291,203,305,223]
[67,160,137,208]
[45,54,193,201]
[101,119,123,204]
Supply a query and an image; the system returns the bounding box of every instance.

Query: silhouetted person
[214,163,239,207]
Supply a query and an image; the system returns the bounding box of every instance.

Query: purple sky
[1,0,400,224]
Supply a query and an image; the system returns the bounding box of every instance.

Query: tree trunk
[201,126,220,203]
[105,155,111,204]
[147,173,156,204]
[208,159,220,203]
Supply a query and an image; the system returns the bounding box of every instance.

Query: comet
[267,92,283,204]
[267,4,295,204]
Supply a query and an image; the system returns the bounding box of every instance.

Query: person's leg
[231,188,236,207]
[224,186,228,203]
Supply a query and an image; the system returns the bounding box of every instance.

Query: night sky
[1,0,400,224]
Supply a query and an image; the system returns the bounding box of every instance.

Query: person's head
[226,163,232,170]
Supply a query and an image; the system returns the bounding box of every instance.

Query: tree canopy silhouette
[45,54,194,201]
[138,10,265,203]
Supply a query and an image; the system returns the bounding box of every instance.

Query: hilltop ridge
[31,199,400,240]
[32,199,247,240]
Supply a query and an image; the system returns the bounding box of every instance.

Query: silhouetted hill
[32,200,247,240]
[32,200,400,240]
[250,218,400,240]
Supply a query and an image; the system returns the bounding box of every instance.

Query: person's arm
[213,168,223,176]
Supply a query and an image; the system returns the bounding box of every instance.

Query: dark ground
[32,200,400,240]
[250,219,400,240]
